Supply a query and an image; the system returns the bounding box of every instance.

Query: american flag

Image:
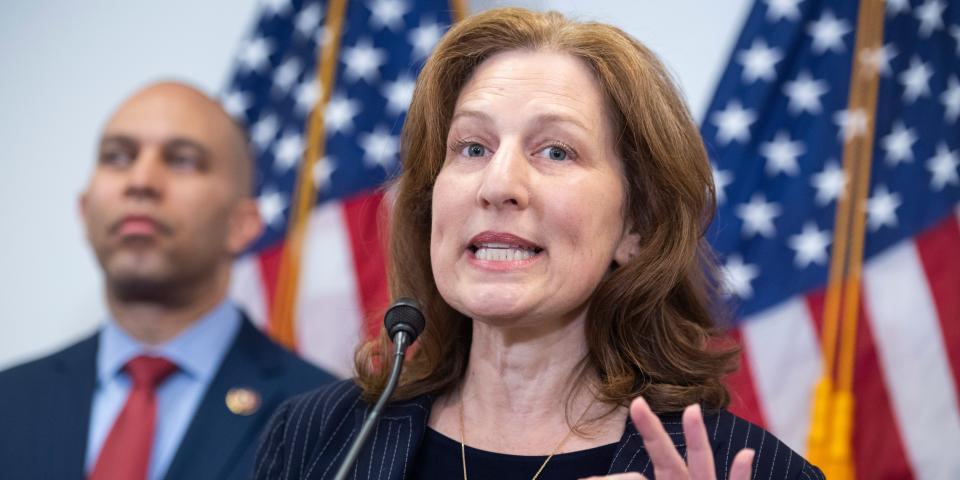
[703,0,960,478]
[222,0,458,377]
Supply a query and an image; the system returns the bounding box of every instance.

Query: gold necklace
[457,397,585,480]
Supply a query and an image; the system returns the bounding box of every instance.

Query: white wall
[0,0,751,369]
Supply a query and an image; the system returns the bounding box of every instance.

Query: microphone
[332,298,426,480]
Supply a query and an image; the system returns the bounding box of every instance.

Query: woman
[255,8,823,480]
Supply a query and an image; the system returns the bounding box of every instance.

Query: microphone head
[384,297,426,343]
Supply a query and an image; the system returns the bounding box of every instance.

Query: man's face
[81,84,260,300]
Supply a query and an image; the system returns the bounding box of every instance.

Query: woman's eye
[461,143,487,157]
[541,145,568,161]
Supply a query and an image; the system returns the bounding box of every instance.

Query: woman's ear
[613,227,642,266]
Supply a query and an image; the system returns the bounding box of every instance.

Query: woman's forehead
[451,50,610,132]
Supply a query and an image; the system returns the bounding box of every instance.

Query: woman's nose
[476,143,530,210]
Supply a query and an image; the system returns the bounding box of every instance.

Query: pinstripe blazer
[254,380,824,479]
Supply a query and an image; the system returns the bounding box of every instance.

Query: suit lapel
[162,319,284,480]
[607,412,686,475]
[344,397,431,480]
[48,334,99,479]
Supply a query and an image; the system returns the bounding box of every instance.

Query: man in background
[0,81,335,480]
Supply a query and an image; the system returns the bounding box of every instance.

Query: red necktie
[89,355,177,480]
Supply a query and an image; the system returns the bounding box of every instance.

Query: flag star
[314,156,336,189]
[858,43,897,76]
[952,26,960,55]
[251,114,279,149]
[927,143,959,190]
[887,0,910,16]
[324,95,361,135]
[808,10,850,54]
[760,131,805,176]
[273,132,304,171]
[866,185,902,231]
[736,194,782,238]
[239,36,273,71]
[294,78,321,114]
[721,255,760,299]
[737,39,783,83]
[369,0,409,31]
[295,3,323,36]
[811,160,847,206]
[833,109,869,141]
[711,101,756,145]
[221,90,252,118]
[765,0,802,22]
[881,122,918,166]
[788,222,832,268]
[273,57,302,91]
[315,26,332,47]
[712,165,734,205]
[784,71,829,114]
[915,0,945,37]
[261,0,290,15]
[342,38,386,83]
[409,19,445,59]
[382,74,416,115]
[899,56,933,103]
[258,189,288,227]
[359,126,400,170]
[941,76,960,123]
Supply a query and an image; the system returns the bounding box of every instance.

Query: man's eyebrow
[99,134,137,148]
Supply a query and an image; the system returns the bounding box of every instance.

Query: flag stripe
[739,296,820,454]
[342,190,390,340]
[230,254,270,329]
[294,202,364,377]
[805,288,914,480]
[862,239,960,480]
[915,212,960,412]
[724,329,767,430]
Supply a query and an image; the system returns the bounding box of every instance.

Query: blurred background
[2,1,958,479]
[0,0,750,371]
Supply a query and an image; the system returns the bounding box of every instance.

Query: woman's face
[430,49,639,328]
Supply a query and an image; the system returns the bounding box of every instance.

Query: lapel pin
[225,387,261,416]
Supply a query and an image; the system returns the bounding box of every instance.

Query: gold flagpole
[269,0,349,348]
[807,1,885,478]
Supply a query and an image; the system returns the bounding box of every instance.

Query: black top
[409,427,618,480]
[254,379,825,480]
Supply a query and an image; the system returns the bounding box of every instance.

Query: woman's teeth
[474,244,538,261]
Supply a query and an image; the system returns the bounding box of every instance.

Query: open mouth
[468,242,544,261]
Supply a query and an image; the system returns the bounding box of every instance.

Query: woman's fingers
[628,397,754,480]
[682,404,716,480]
[728,448,755,480]
[630,397,688,478]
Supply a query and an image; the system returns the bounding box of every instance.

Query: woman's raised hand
[582,398,754,480]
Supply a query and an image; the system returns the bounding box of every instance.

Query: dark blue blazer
[254,380,824,480]
[0,316,336,480]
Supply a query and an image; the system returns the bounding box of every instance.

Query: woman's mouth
[469,242,543,261]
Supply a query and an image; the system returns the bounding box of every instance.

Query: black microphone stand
[332,299,422,480]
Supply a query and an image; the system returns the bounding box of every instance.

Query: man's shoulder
[228,318,338,390]
[0,333,97,392]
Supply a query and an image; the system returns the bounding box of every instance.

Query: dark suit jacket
[254,380,824,480]
[0,316,336,480]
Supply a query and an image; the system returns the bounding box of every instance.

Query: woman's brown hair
[356,7,737,413]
